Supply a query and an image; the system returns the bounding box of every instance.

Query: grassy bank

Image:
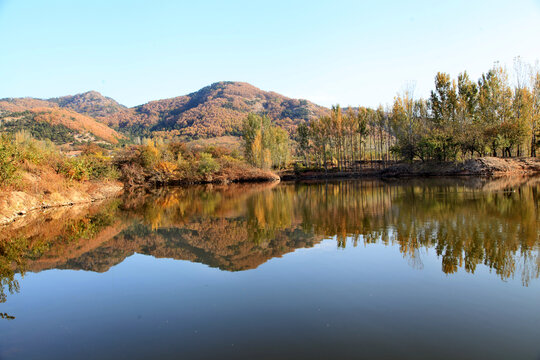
[0,133,122,224]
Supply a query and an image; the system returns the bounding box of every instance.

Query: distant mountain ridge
[0,82,329,141]
[105,81,329,138]
[48,91,127,119]
[0,99,123,144]
[0,91,126,117]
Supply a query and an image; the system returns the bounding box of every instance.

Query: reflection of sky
[1,178,539,359]
[2,238,540,359]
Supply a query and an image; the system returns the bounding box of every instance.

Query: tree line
[291,59,540,169]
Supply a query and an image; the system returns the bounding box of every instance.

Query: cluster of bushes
[57,144,119,181]
[1,127,278,191]
[117,139,248,186]
[0,132,118,187]
[0,135,19,185]
[0,132,58,185]
[56,154,118,181]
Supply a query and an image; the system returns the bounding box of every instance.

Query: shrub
[140,142,160,168]
[57,157,90,181]
[57,155,118,181]
[206,145,229,158]
[198,152,220,176]
[0,135,21,185]
[220,154,242,167]
[85,155,119,180]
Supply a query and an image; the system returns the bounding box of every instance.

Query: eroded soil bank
[281,157,540,180]
[0,181,123,225]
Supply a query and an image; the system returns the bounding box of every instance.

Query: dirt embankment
[0,181,123,225]
[380,157,540,177]
[282,157,540,180]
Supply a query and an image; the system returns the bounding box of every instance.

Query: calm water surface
[0,177,539,359]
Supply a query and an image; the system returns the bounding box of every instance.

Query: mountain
[0,100,123,144]
[7,184,323,275]
[0,82,329,142]
[48,91,127,119]
[105,81,328,138]
[0,91,126,118]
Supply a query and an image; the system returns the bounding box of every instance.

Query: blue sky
[1,0,539,108]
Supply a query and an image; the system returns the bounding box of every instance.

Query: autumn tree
[242,113,290,169]
[531,71,540,157]
[295,122,311,167]
[292,62,538,165]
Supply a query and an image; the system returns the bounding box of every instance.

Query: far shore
[280,157,540,181]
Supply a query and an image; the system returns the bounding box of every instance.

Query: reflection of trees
[85,184,317,271]
[0,200,122,302]
[1,177,539,304]
[0,237,25,303]
[0,312,15,320]
[293,181,393,244]
[390,183,539,284]
[122,182,280,230]
[129,178,538,284]
[293,179,539,285]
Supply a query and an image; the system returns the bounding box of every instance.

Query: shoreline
[127,174,281,189]
[280,157,540,181]
[1,157,538,225]
[0,181,123,226]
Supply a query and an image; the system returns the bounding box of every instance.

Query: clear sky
[1,0,539,108]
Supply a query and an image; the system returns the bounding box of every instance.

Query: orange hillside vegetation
[30,107,123,144]
[104,81,329,138]
[0,98,56,112]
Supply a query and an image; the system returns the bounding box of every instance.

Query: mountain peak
[105,81,328,138]
[48,91,126,119]
[78,90,105,97]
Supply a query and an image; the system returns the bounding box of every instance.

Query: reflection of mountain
[59,221,321,272]
[1,176,539,303]
[7,182,323,275]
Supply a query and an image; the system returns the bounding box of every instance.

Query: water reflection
[1,176,539,303]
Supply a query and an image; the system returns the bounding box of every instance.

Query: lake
[0,177,539,360]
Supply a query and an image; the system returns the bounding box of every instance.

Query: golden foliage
[154,161,178,174]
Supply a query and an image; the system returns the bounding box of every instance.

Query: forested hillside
[0,82,328,142]
[1,67,538,163]
[105,81,328,138]
[48,91,127,119]
[0,107,123,144]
